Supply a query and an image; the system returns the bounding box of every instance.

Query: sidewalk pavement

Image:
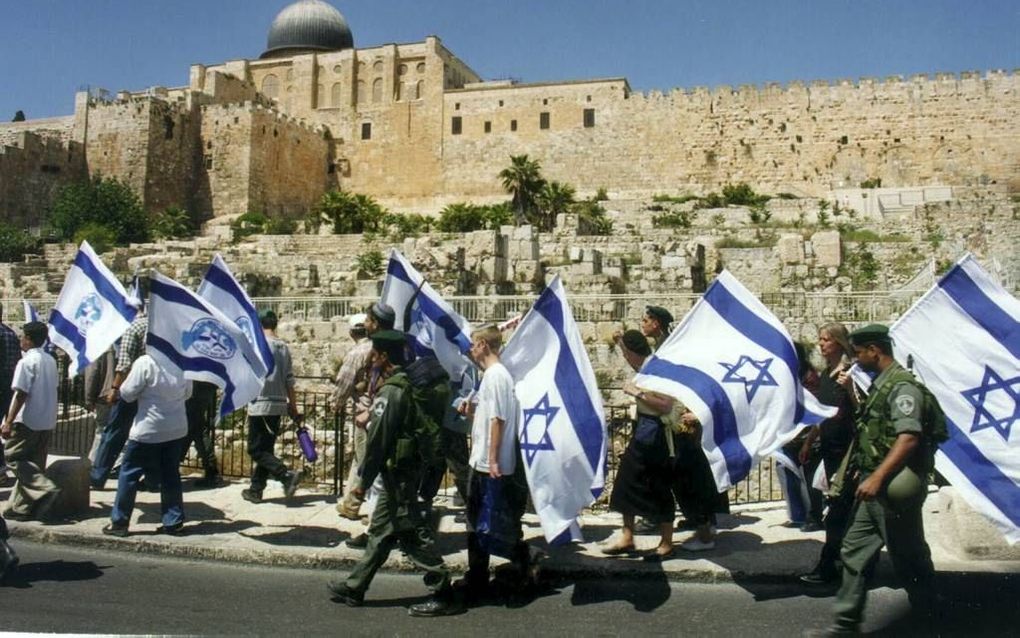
[3,476,1018,583]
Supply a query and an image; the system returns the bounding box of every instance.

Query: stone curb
[7,524,808,584]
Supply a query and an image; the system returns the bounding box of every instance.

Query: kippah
[620,329,652,357]
[370,302,396,324]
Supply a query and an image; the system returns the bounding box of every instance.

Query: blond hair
[472,324,502,350]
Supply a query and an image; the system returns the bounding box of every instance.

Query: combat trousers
[247,415,290,493]
[344,477,450,596]
[4,424,59,517]
[833,496,936,630]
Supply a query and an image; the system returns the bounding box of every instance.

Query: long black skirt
[610,415,675,524]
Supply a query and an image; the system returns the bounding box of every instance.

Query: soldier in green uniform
[327,330,460,617]
[813,324,937,636]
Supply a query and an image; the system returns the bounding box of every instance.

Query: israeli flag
[197,253,275,375]
[633,270,837,489]
[890,254,1020,544]
[22,300,39,322]
[502,276,607,543]
[380,249,474,391]
[47,241,139,377]
[147,272,267,416]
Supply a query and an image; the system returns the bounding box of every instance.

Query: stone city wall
[0,131,86,230]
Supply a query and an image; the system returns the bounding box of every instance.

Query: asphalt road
[1,541,1016,636]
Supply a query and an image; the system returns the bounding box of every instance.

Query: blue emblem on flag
[182,318,237,360]
[962,365,1020,442]
[235,315,256,346]
[520,393,559,466]
[719,355,778,401]
[74,293,103,335]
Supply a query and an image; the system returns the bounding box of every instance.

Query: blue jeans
[110,437,186,529]
[89,400,137,487]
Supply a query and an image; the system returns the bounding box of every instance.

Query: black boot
[0,538,19,583]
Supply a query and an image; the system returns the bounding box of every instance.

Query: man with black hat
[334,303,394,525]
[811,323,937,636]
[327,329,458,617]
[241,309,303,504]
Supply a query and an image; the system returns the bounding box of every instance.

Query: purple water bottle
[297,426,318,462]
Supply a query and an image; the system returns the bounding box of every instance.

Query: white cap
[348,312,367,329]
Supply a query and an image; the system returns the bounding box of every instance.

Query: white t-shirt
[10,347,58,431]
[120,355,193,444]
[469,362,520,474]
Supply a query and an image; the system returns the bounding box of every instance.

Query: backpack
[389,357,450,470]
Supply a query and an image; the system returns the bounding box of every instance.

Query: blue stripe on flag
[388,258,472,353]
[703,279,807,423]
[72,250,136,321]
[938,266,1020,360]
[941,417,1020,528]
[150,278,210,314]
[147,332,240,415]
[643,356,753,483]
[532,288,605,476]
[49,309,89,372]
[203,261,275,375]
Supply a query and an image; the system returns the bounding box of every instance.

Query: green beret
[849,323,890,347]
[645,305,674,329]
[370,329,405,351]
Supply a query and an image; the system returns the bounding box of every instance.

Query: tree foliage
[437,203,513,233]
[536,181,576,231]
[308,190,386,234]
[498,155,545,225]
[151,205,197,240]
[0,222,41,262]
[49,176,150,245]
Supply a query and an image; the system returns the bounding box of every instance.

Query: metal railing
[5,289,926,326]
[50,385,787,504]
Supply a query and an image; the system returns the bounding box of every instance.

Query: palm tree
[498,155,545,225]
[537,181,576,231]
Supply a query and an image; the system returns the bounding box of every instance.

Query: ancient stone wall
[0,131,86,229]
[247,110,330,219]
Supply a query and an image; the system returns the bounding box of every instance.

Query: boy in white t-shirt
[1,322,60,522]
[459,324,535,600]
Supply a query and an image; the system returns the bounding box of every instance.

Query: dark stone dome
[261,1,354,59]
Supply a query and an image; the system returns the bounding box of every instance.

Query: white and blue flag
[633,270,837,490]
[502,276,607,543]
[380,249,475,392]
[197,253,275,375]
[47,241,139,377]
[22,300,39,322]
[147,272,267,416]
[891,254,1020,544]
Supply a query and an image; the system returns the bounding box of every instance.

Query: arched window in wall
[373,60,384,73]
[415,80,424,101]
[331,82,343,107]
[262,74,280,99]
[372,78,383,103]
[357,80,366,105]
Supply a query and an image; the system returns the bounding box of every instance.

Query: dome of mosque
[261,1,354,59]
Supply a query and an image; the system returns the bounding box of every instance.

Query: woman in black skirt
[603,330,676,561]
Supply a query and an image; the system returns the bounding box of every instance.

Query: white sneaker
[680,537,716,552]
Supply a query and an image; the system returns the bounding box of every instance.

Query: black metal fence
[51,381,785,504]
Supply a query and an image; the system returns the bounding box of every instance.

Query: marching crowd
[0,296,941,633]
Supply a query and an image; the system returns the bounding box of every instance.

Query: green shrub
[748,204,772,224]
[73,222,118,254]
[0,222,41,262]
[716,235,775,249]
[573,200,612,235]
[594,187,609,202]
[652,193,700,205]
[437,203,512,233]
[775,192,799,200]
[694,192,727,209]
[652,209,695,229]
[264,217,298,235]
[722,182,771,207]
[49,175,150,244]
[310,190,386,234]
[151,205,196,239]
[383,212,433,239]
[354,250,384,277]
[231,211,269,242]
[860,177,882,189]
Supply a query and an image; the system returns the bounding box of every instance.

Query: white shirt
[10,347,58,431]
[469,362,520,474]
[120,355,193,444]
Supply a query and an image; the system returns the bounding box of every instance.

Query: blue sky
[2,0,1017,120]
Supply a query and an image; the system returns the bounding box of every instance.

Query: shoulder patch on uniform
[372,396,389,418]
[895,394,916,416]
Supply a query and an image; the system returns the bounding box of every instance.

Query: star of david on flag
[891,254,1020,544]
[719,355,778,401]
[502,276,607,544]
[633,270,837,490]
[520,394,559,465]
